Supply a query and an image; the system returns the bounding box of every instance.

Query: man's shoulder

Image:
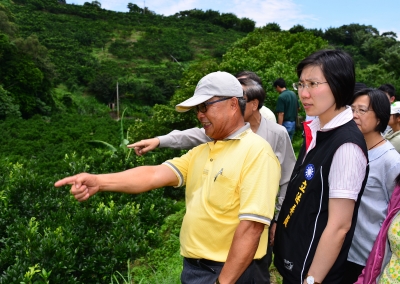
[244,130,273,148]
[263,117,288,134]
[280,89,296,99]
[286,89,297,99]
[386,130,400,139]
[259,106,277,122]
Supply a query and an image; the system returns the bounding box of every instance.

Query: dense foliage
[1,0,249,119]
[0,113,185,282]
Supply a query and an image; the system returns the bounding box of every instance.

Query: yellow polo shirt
[163,124,280,261]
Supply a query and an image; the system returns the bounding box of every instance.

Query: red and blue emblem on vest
[304,164,315,180]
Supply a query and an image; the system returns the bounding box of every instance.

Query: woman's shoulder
[372,142,400,166]
[385,130,400,140]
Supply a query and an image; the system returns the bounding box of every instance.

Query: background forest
[0,0,400,282]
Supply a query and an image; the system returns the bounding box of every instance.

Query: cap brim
[175,94,212,112]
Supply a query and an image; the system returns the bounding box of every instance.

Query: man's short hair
[296,49,355,110]
[352,88,390,133]
[238,78,265,109]
[354,82,367,94]
[235,71,263,86]
[273,78,286,88]
[378,83,396,99]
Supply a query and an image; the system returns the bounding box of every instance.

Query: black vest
[274,120,368,284]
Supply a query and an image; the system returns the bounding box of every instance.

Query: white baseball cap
[391,101,400,114]
[175,71,243,112]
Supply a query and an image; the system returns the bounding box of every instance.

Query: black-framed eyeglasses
[293,81,328,91]
[194,97,231,113]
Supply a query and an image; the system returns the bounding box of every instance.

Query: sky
[68,0,400,37]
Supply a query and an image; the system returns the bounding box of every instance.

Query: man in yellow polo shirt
[55,71,280,284]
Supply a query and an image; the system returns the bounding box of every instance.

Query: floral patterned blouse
[379,213,400,283]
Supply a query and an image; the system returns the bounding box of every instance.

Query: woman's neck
[319,106,346,128]
[364,132,385,150]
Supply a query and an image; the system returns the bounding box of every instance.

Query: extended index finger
[54,176,78,187]
[127,141,143,149]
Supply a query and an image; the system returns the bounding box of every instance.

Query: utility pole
[143,0,145,14]
[116,81,120,120]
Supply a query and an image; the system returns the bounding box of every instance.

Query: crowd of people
[55,49,400,284]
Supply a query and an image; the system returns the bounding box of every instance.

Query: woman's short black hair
[296,49,355,110]
[351,88,390,133]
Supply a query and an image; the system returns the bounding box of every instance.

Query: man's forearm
[277,112,284,125]
[218,220,265,284]
[97,165,178,194]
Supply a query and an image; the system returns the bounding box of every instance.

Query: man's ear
[252,99,259,111]
[230,97,239,110]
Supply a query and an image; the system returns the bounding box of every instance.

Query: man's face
[196,96,234,140]
[243,95,258,122]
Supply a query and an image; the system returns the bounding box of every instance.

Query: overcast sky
[68,0,400,37]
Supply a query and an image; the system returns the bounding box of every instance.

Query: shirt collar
[306,106,353,133]
[368,140,393,162]
[225,122,251,140]
[304,106,354,153]
[320,106,354,131]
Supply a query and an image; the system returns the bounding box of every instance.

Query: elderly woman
[341,88,400,283]
[274,49,368,284]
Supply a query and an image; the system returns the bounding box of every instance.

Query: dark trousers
[253,224,273,283]
[340,260,364,284]
[181,257,256,284]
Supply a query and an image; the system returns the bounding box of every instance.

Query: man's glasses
[293,81,328,91]
[351,107,371,116]
[194,97,231,113]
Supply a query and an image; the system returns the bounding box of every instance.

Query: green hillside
[1,0,252,119]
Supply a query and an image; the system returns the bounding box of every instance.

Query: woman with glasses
[274,49,369,284]
[341,88,400,283]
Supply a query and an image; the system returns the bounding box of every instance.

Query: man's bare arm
[55,165,178,202]
[277,112,284,125]
[218,220,265,283]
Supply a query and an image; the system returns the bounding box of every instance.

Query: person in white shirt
[274,49,368,284]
